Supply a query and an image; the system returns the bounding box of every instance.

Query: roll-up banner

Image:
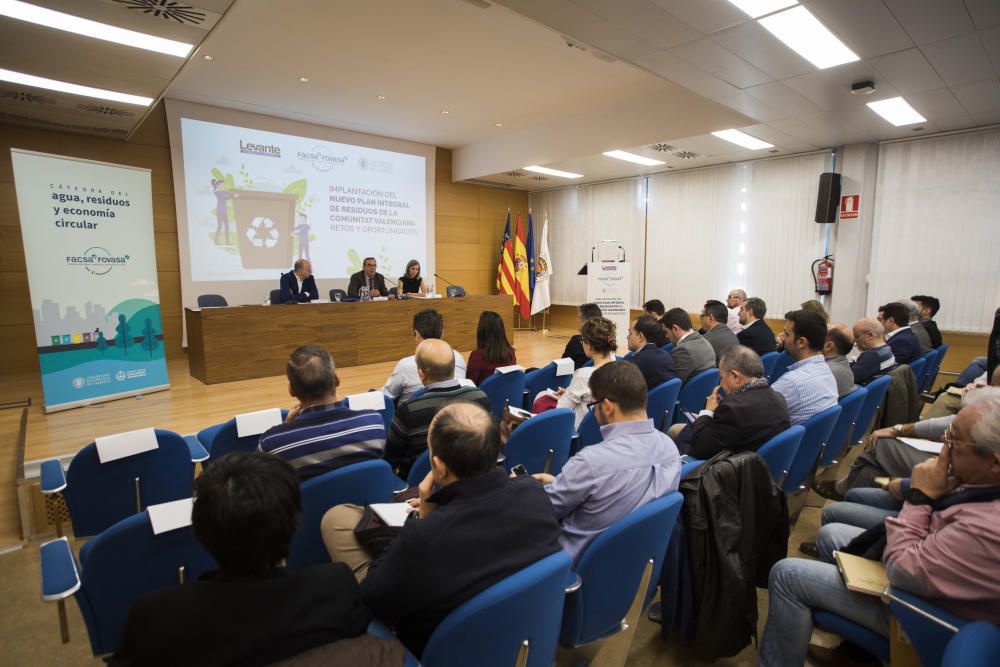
[587,261,631,352]
[11,149,169,413]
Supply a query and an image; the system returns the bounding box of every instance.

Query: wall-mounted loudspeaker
[815,172,841,224]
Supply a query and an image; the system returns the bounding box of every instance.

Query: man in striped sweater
[385,339,491,479]
[258,344,385,480]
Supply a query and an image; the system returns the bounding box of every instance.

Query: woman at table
[397,260,425,296]
[467,311,516,385]
[533,316,617,428]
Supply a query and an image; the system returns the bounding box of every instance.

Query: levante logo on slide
[65,246,130,275]
[240,139,281,158]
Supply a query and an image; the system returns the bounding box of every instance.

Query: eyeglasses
[942,426,982,451]
[586,397,605,412]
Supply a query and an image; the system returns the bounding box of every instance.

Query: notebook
[371,502,416,527]
[834,551,889,597]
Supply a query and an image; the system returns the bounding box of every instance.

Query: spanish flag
[513,214,531,319]
[496,211,516,301]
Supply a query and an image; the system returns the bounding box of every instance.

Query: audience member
[815,387,1000,500]
[673,346,789,460]
[384,339,490,479]
[323,403,561,657]
[536,317,617,429]
[258,345,385,480]
[904,299,933,355]
[926,365,999,419]
[760,397,1000,667]
[382,310,467,404]
[660,307,715,383]
[643,299,665,319]
[800,299,830,324]
[878,301,921,365]
[562,302,602,370]
[736,297,778,356]
[911,294,943,349]
[626,315,678,389]
[823,324,857,398]
[465,310,516,385]
[700,299,739,362]
[956,356,989,387]
[113,452,373,667]
[771,310,837,425]
[851,317,897,385]
[533,362,680,563]
[726,289,746,333]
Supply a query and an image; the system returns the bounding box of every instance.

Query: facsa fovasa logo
[66,247,129,275]
[297,145,347,172]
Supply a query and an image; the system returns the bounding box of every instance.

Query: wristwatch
[893,424,904,436]
[905,488,935,506]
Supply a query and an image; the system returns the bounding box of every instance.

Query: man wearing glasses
[851,317,897,385]
[725,289,746,333]
[531,362,680,565]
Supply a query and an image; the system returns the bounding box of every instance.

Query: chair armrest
[392,476,408,493]
[40,537,81,601]
[184,435,210,463]
[565,571,582,594]
[681,458,704,478]
[887,587,965,633]
[39,459,66,494]
[367,618,394,638]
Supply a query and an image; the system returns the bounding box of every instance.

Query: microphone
[433,272,456,287]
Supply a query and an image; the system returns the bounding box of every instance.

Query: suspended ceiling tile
[670,37,774,89]
[569,0,701,49]
[807,0,914,59]
[710,20,815,81]
[882,0,974,46]
[981,24,1000,75]
[952,77,1000,123]
[635,50,743,103]
[963,0,1000,30]
[744,81,823,117]
[649,0,749,35]
[905,87,975,127]
[921,32,996,86]
[869,48,947,94]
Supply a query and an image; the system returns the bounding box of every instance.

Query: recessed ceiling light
[202,54,214,61]
[758,6,859,69]
[866,97,926,126]
[523,165,583,179]
[0,0,192,57]
[495,122,503,127]
[298,76,310,83]
[440,110,449,115]
[726,0,797,19]
[602,150,665,167]
[376,95,385,101]
[0,67,153,106]
[711,129,774,150]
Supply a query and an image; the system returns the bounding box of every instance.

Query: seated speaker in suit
[736,296,777,356]
[278,259,319,303]
[660,307,716,383]
[626,315,678,390]
[672,345,789,459]
[348,256,390,297]
[879,301,922,365]
[700,300,740,363]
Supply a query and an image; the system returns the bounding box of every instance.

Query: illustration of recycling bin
[231,190,298,269]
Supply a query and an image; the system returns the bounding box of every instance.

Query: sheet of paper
[495,364,525,374]
[371,502,415,527]
[95,427,159,464]
[347,391,386,411]
[540,388,561,400]
[147,497,194,535]
[898,437,943,455]
[235,408,283,438]
[554,358,574,376]
[508,406,533,419]
[458,378,476,387]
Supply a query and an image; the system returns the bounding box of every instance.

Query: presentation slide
[179,117,427,282]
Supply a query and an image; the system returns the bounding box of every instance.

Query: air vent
[77,104,136,118]
[649,143,676,152]
[503,171,524,178]
[674,151,699,159]
[1,89,55,104]
[113,0,209,25]
[530,176,549,181]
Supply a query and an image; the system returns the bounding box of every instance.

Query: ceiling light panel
[0,0,193,57]
[523,165,583,179]
[711,129,774,150]
[602,150,665,166]
[866,97,926,126]
[757,6,859,70]
[0,68,153,106]
[726,0,797,19]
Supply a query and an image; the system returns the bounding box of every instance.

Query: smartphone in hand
[511,464,529,478]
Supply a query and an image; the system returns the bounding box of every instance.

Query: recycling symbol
[246,217,280,248]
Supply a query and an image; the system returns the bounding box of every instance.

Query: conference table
[185,295,513,384]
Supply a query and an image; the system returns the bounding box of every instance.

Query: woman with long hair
[534,316,617,428]
[467,311,516,385]
[397,260,425,296]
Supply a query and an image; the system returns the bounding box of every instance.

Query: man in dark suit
[562,302,602,369]
[736,297,777,356]
[700,300,739,363]
[278,259,318,303]
[879,301,921,365]
[112,452,372,667]
[626,315,678,389]
[347,257,390,297]
[661,307,716,383]
[677,345,789,460]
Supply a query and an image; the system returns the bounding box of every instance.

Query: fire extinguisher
[812,256,834,295]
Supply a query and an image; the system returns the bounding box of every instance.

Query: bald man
[278,258,319,303]
[851,317,897,385]
[383,339,492,478]
[726,289,747,333]
[823,323,857,397]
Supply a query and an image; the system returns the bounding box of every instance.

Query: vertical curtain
[868,128,1000,332]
